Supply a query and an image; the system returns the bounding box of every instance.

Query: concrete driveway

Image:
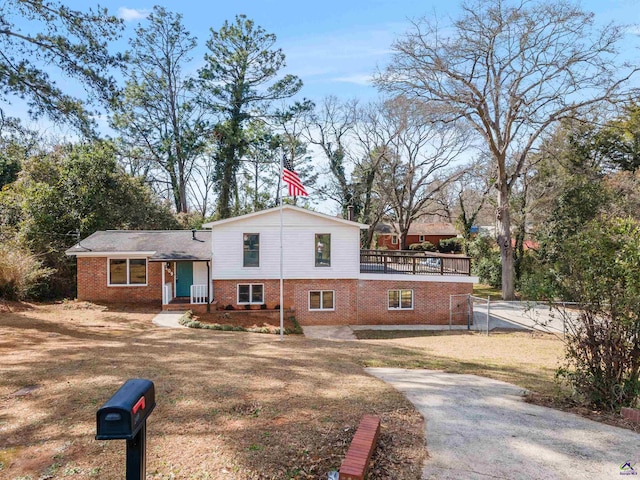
[366,368,640,480]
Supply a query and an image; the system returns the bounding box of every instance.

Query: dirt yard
[0,302,425,480]
[4,301,627,479]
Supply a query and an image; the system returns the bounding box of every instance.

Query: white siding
[193,262,208,285]
[212,209,362,280]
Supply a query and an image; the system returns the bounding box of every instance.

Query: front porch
[159,260,213,312]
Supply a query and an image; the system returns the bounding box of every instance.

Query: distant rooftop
[375,222,459,236]
[65,230,211,261]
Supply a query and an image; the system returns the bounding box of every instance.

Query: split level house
[66,205,477,326]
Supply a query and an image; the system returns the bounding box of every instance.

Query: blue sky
[7,0,640,132]
[106,0,640,101]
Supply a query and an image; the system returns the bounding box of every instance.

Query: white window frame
[237,283,264,304]
[419,235,425,242]
[391,235,398,245]
[107,257,148,287]
[242,233,260,268]
[308,290,335,311]
[388,289,414,310]
[314,233,331,267]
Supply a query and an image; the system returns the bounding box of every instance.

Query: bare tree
[306,97,397,245]
[377,0,638,299]
[305,96,359,214]
[376,96,468,249]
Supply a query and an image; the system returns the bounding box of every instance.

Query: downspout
[206,260,211,313]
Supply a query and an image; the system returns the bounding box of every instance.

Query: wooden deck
[359,249,471,276]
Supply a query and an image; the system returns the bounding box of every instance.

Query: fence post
[467,295,471,330]
[449,295,452,330]
[486,295,490,336]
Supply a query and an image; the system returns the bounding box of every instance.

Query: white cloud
[117,7,149,22]
[626,25,640,36]
[331,74,373,86]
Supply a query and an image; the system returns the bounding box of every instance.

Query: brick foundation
[77,258,473,326]
[356,280,472,325]
[212,278,472,326]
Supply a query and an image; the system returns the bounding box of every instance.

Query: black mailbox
[96,379,155,440]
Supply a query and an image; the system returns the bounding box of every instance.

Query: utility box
[96,379,156,480]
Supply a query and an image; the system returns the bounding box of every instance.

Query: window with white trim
[309,290,334,311]
[315,233,331,267]
[388,289,413,310]
[108,258,147,286]
[419,235,425,242]
[238,284,264,304]
[391,235,398,245]
[243,233,259,267]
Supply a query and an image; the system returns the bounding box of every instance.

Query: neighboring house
[67,206,477,326]
[375,222,459,250]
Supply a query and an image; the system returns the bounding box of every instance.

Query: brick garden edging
[339,415,381,480]
[621,407,640,424]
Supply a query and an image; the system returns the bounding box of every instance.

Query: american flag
[282,156,308,197]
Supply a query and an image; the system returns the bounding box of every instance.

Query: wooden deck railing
[360,249,471,276]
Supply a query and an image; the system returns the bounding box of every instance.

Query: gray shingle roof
[65,230,211,261]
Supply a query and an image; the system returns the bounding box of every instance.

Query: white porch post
[161,261,166,305]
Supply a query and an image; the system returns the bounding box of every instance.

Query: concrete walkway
[366,368,640,480]
[152,311,187,328]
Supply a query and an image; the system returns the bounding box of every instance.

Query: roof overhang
[67,251,156,257]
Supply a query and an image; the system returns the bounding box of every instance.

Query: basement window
[238,284,264,304]
[309,291,335,311]
[388,289,413,310]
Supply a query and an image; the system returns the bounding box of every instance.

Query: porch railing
[360,249,471,276]
[163,283,173,305]
[190,284,207,304]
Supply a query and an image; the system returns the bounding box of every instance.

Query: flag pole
[279,154,285,342]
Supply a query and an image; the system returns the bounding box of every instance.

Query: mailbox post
[96,379,156,480]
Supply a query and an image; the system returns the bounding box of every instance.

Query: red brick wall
[77,257,162,306]
[213,278,471,326]
[356,280,472,325]
[213,279,358,325]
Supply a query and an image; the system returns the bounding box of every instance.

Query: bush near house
[408,241,437,252]
[0,240,53,300]
[438,238,463,253]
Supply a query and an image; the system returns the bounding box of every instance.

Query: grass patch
[354,329,473,340]
[473,283,503,300]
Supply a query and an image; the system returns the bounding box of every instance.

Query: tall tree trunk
[496,185,515,300]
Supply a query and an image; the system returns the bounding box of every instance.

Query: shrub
[534,216,640,411]
[438,238,463,253]
[467,236,501,288]
[225,304,235,310]
[409,241,436,252]
[0,241,54,300]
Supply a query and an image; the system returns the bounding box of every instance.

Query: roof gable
[202,205,368,229]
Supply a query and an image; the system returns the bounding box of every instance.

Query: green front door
[176,262,193,297]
